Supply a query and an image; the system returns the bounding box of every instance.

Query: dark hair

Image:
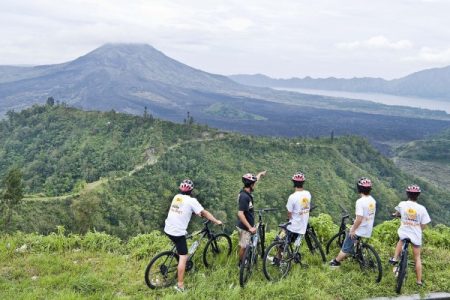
[293,180,304,188]
[357,185,371,195]
[181,190,192,196]
[407,191,420,201]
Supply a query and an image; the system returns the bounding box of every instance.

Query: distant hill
[230,65,450,100]
[1,106,448,237]
[1,43,450,145]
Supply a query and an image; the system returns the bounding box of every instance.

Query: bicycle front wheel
[396,250,408,294]
[239,246,255,287]
[262,241,292,282]
[306,231,326,263]
[144,251,179,289]
[359,243,383,283]
[326,231,345,255]
[203,233,232,268]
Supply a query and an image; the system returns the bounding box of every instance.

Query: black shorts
[166,233,188,255]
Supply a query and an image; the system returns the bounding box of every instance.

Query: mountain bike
[326,204,351,255]
[262,207,326,281]
[144,220,232,289]
[239,208,277,287]
[394,238,412,294]
[350,236,383,283]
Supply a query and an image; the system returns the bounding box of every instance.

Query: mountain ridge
[229,65,450,100]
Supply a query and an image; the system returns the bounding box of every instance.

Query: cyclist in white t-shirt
[164,179,222,292]
[330,177,376,267]
[389,184,431,286]
[286,172,311,237]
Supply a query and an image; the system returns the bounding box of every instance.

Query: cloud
[336,35,413,50]
[403,47,450,63]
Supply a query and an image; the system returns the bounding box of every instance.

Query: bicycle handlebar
[257,208,278,213]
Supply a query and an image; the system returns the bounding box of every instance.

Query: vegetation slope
[1,105,449,239]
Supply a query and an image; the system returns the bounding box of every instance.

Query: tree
[46,96,55,106]
[1,168,24,231]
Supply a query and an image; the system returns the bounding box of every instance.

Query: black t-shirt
[236,189,254,230]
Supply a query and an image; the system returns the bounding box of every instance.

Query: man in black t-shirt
[237,171,266,263]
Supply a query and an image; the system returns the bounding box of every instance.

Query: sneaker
[271,257,280,266]
[388,257,398,265]
[416,281,424,287]
[329,259,341,267]
[174,285,186,293]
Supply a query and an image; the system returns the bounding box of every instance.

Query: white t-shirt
[354,195,376,238]
[286,190,312,234]
[164,194,204,236]
[396,200,431,246]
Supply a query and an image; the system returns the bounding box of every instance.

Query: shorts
[236,226,251,248]
[279,229,301,244]
[166,233,188,255]
[341,234,359,254]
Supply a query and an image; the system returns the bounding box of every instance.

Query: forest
[1,105,448,238]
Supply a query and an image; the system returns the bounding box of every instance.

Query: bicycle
[144,219,232,289]
[349,236,383,283]
[393,238,412,294]
[262,206,326,282]
[239,208,277,287]
[326,204,351,255]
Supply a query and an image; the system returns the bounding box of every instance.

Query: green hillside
[1,105,449,238]
[393,128,450,190]
[1,218,449,300]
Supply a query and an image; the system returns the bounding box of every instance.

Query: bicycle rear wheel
[326,231,345,255]
[144,251,179,289]
[262,241,292,282]
[306,231,326,263]
[396,250,408,294]
[203,233,232,268]
[239,246,255,287]
[359,243,383,283]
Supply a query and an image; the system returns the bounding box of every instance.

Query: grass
[1,220,449,300]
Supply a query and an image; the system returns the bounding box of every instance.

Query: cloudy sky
[1,0,450,79]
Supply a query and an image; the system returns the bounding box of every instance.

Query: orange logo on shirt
[301,198,310,208]
[368,202,375,214]
[406,208,417,221]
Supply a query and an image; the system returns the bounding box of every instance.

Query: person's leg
[393,240,403,260]
[412,245,423,284]
[335,234,355,262]
[238,228,250,262]
[177,254,188,288]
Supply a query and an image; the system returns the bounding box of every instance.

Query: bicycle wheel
[144,251,179,289]
[306,231,326,263]
[203,233,232,268]
[396,250,408,294]
[359,243,383,283]
[262,241,292,282]
[239,246,255,287]
[326,231,345,255]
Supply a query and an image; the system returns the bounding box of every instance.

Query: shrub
[81,231,123,253]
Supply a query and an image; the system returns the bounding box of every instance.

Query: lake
[273,87,450,113]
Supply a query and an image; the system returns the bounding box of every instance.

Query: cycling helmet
[242,173,257,186]
[406,184,421,193]
[179,179,194,192]
[357,177,372,188]
[292,172,305,182]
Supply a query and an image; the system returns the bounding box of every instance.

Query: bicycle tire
[306,231,326,263]
[325,231,345,255]
[396,249,408,294]
[144,251,179,289]
[202,233,232,268]
[262,241,292,282]
[239,246,255,287]
[359,243,383,283]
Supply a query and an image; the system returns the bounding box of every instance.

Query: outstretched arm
[256,170,267,181]
[200,210,222,225]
